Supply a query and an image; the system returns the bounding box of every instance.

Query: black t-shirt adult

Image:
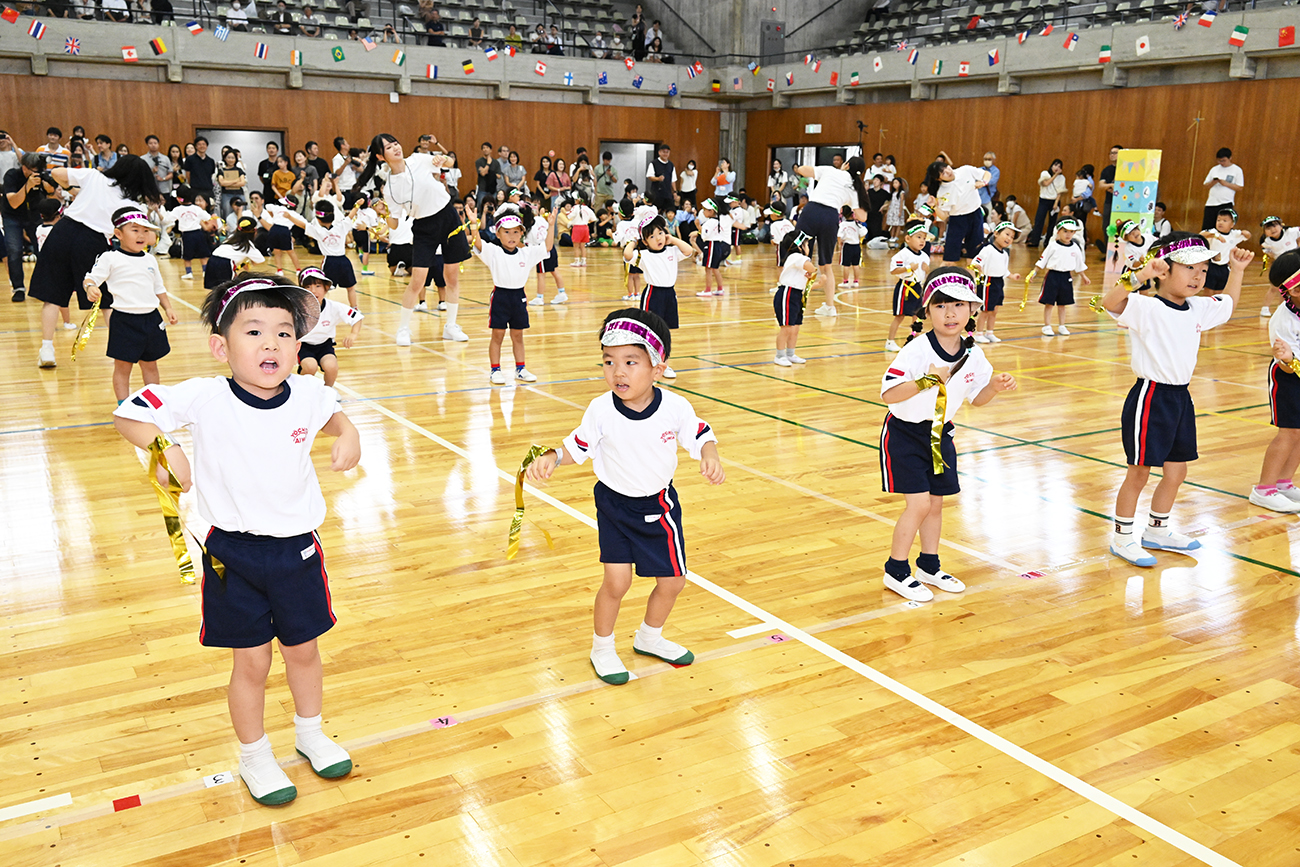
[1,168,43,220]
[257,158,278,198]
[426,18,446,46]
[308,156,331,183]
[475,156,499,194]
[648,157,674,208]
[183,153,216,194]
[1100,163,1116,212]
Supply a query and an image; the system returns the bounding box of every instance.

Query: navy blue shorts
[703,240,730,269]
[299,338,336,365]
[535,246,558,273]
[489,286,529,330]
[182,229,211,260]
[879,414,960,496]
[268,224,294,251]
[1269,361,1300,428]
[1121,379,1197,466]
[892,278,923,317]
[1038,269,1075,306]
[323,254,356,288]
[204,255,235,289]
[199,528,337,648]
[107,308,170,363]
[981,276,1005,310]
[640,285,679,329]
[773,285,804,326]
[594,481,687,577]
[1205,261,1229,293]
[30,218,111,310]
[840,242,861,267]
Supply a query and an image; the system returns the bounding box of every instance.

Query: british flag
[64,36,80,55]
[1173,11,1188,29]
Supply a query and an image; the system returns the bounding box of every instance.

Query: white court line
[335,382,1240,867]
[726,622,780,639]
[0,793,72,823]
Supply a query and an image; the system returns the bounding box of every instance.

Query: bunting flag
[1229,25,1249,46]
[484,45,498,61]
[254,41,268,59]
[426,63,437,78]
[463,58,475,74]
[506,44,516,57]
[748,60,760,75]
[362,36,375,51]
[1017,30,1029,44]
[685,63,697,78]
[987,47,999,65]
[632,74,643,88]
[692,61,703,75]
[829,71,838,85]
[765,77,774,91]
[1098,44,1111,63]
[564,71,574,85]
[598,70,608,84]
[1280,25,1294,47]
[392,48,405,65]
[150,37,167,55]
[185,19,203,34]
[215,24,230,41]
[1135,33,1151,55]
[957,60,969,76]
[64,36,80,54]
[626,56,635,69]
[290,49,303,66]
[851,70,861,84]
[1,6,18,22]
[872,57,882,72]
[667,81,677,96]
[332,45,345,61]
[907,48,919,65]
[711,78,720,91]
[1198,9,1216,27]
[803,53,813,64]
[122,45,138,62]
[966,15,980,30]
[785,70,793,85]
[27,19,45,38]
[931,59,943,75]
[1064,32,1078,50]
[812,59,821,72]
[731,77,740,90]
[1040,23,1054,36]
[534,60,546,75]
[1173,11,1188,29]
[895,40,908,51]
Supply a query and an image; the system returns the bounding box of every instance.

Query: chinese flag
[1281,25,1296,46]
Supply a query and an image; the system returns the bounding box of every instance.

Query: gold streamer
[915,374,947,474]
[1262,252,1271,276]
[1287,357,1300,377]
[507,444,557,560]
[145,435,217,584]
[71,299,101,361]
[1017,269,1038,311]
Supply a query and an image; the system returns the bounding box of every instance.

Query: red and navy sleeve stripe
[573,436,589,453]
[883,367,907,384]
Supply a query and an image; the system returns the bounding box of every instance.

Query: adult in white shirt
[923,159,990,262]
[1027,158,1066,247]
[226,0,249,29]
[1202,146,1244,230]
[791,155,871,317]
[357,132,471,345]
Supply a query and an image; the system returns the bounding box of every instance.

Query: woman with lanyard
[922,159,991,264]
[791,155,870,318]
[30,155,161,370]
[356,133,471,345]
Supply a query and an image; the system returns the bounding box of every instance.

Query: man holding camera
[144,134,173,196]
[3,150,55,302]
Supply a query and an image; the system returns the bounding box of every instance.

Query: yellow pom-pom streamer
[1017,269,1038,311]
[145,435,224,584]
[507,445,557,560]
[914,373,947,474]
[71,299,100,361]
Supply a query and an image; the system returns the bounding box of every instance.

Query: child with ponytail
[205,215,266,289]
[878,267,1018,601]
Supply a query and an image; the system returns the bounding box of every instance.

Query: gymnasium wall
[0,76,720,200]
[747,75,1300,230]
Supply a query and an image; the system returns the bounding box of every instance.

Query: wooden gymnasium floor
[1,232,1298,867]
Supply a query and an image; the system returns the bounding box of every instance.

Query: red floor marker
[112,795,141,812]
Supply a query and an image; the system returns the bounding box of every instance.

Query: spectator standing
[0,132,22,179]
[534,155,553,198]
[679,159,697,206]
[645,19,663,48]
[475,142,501,209]
[646,144,677,214]
[36,128,69,169]
[712,159,735,197]
[495,145,512,185]
[630,10,646,61]
[183,137,217,203]
[978,151,999,214]
[299,5,321,36]
[93,135,118,172]
[547,24,564,55]
[332,138,355,193]
[1096,144,1120,253]
[144,135,172,195]
[257,141,280,200]
[293,150,320,197]
[504,151,526,194]
[595,152,618,202]
[1202,146,1243,230]
[305,141,330,182]
[426,8,446,46]
[218,150,248,218]
[572,155,595,205]
[767,158,792,208]
[547,159,572,208]
[1026,158,1066,247]
[4,153,55,302]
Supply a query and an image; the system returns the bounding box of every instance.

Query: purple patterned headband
[1157,236,1215,265]
[601,318,666,366]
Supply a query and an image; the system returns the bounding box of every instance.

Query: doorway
[599,141,656,204]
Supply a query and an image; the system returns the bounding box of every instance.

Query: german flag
[149,37,167,55]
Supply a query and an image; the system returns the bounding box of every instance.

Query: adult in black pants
[645,143,676,214]
[791,155,871,317]
[3,153,56,302]
[1026,158,1065,248]
[256,141,280,201]
[30,157,162,368]
[923,160,992,262]
[1095,144,1120,255]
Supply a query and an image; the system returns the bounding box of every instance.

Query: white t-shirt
[971,243,1010,279]
[1203,228,1246,265]
[778,252,812,288]
[64,168,134,238]
[112,375,342,537]
[85,249,167,314]
[1152,217,1171,237]
[808,166,861,211]
[384,153,451,221]
[389,214,414,245]
[36,224,52,250]
[1204,162,1243,207]
[679,169,697,193]
[571,204,596,225]
[563,388,718,498]
[936,165,986,217]
[613,219,638,246]
[890,247,931,284]
[168,204,211,233]
[1121,234,1155,270]
[333,152,356,192]
[306,217,355,257]
[699,214,732,242]
[837,221,867,245]
[1262,226,1300,260]
[263,202,295,229]
[770,219,794,246]
[1035,240,1087,273]
[1269,303,1300,359]
[881,332,993,424]
[1038,170,1067,201]
[1114,293,1234,384]
[209,242,265,267]
[474,241,550,289]
[301,297,364,344]
[636,246,690,287]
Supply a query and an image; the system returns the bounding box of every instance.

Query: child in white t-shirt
[773,232,817,367]
[837,206,867,287]
[1260,216,1299,318]
[296,267,364,387]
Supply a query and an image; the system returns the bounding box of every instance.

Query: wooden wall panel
[746,77,1300,230]
[0,77,720,199]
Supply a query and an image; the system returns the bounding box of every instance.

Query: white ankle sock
[240,732,274,762]
[590,632,626,678]
[294,713,351,775]
[42,339,54,351]
[445,302,459,327]
[398,306,413,332]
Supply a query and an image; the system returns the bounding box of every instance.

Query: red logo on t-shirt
[290,427,307,443]
[661,430,677,443]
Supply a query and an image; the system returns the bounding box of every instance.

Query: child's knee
[279,638,320,666]
[656,574,686,595]
[232,644,274,679]
[300,358,320,375]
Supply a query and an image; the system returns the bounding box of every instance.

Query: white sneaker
[884,339,901,352]
[839,280,851,287]
[712,288,724,296]
[632,632,694,665]
[1249,488,1300,513]
[38,344,56,369]
[1277,486,1300,504]
[883,573,933,602]
[590,646,629,685]
[63,321,78,331]
[823,305,837,316]
[437,301,447,311]
[813,303,831,316]
[1262,306,1271,317]
[732,257,742,263]
[788,354,806,364]
[775,355,793,367]
[395,328,412,346]
[238,749,296,806]
[986,332,1002,343]
[852,281,860,287]
[696,289,716,298]
[443,323,469,342]
[393,264,409,277]
[569,260,582,267]
[662,366,677,379]
[295,731,352,779]
[1109,536,1157,567]
[528,295,544,306]
[551,292,568,305]
[515,367,538,382]
[181,272,194,280]
[1056,325,1070,336]
[1041,325,1055,336]
[414,301,428,312]
[916,567,965,593]
[973,333,990,344]
[489,369,507,385]
[1141,527,1202,552]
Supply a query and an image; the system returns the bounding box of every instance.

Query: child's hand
[165,309,179,325]
[84,282,101,303]
[699,454,725,485]
[1010,272,1022,282]
[341,334,355,349]
[1137,257,1170,284]
[525,451,558,482]
[330,429,361,472]
[928,363,951,383]
[1228,247,1255,272]
[1080,273,1092,285]
[160,445,192,492]
[991,372,1017,392]
[1273,338,1294,364]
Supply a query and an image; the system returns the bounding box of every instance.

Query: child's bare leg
[320,354,339,387]
[918,494,944,555]
[61,306,72,324]
[594,563,633,637]
[288,248,301,272]
[345,284,358,308]
[139,360,160,386]
[280,638,323,719]
[551,269,565,291]
[509,329,526,368]
[1115,465,1152,520]
[986,309,998,331]
[402,268,429,308]
[1056,306,1067,327]
[788,324,800,353]
[112,360,134,402]
[1043,305,1052,326]
[299,357,321,377]
[643,573,685,628]
[1260,428,1300,484]
[888,314,906,341]
[819,263,835,306]
[229,643,274,743]
[890,492,932,561]
[488,329,505,367]
[1149,461,1187,515]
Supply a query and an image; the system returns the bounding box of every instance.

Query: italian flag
[1098,44,1111,63]
[1229,26,1248,47]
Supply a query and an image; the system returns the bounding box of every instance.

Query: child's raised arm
[972,372,1017,406]
[668,235,696,257]
[544,206,559,252]
[1222,246,1254,309]
[622,239,638,263]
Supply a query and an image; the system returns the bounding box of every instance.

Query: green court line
[664,384,879,451]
